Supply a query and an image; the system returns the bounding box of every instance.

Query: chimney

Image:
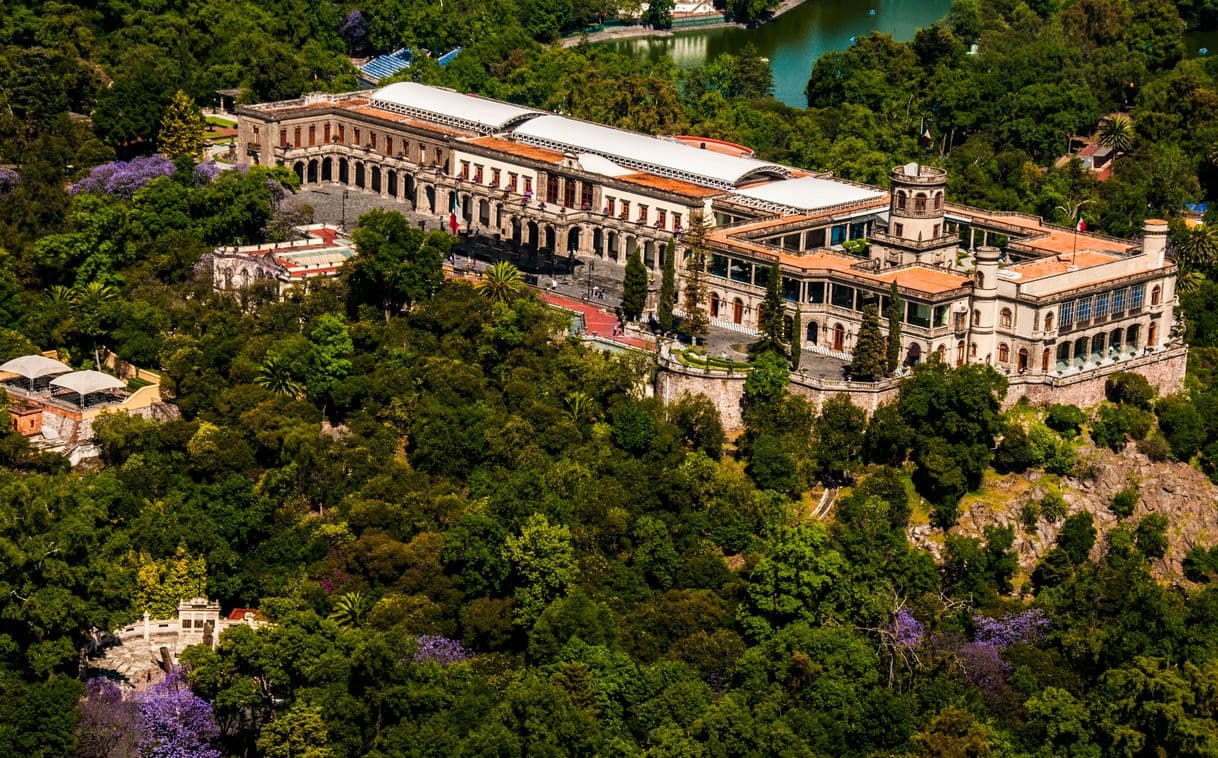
[1143,218,1169,268]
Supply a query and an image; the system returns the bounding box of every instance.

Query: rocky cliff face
[909,446,1218,584]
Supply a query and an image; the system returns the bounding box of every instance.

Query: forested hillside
[4,0,1218,756]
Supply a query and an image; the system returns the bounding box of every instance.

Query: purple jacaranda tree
[973,608,1050,648]
[136,668,222,758]
[193,161,220,186]
[0,167,18,196]
[339,10,368,55]
[413,635,473,666]
[893,609,925,649]
[77,678,141,758]
[73,155,175,199]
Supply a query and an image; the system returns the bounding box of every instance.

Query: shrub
[1027,424,1075,475]
[1040,488,1067,522]
[1135,514,1169,559]
[1109,485,1139,518]
[1091,404,1154,450]
[1155,393,1205,461]
[1105,371,1155,409]
[1138,434,1173,462]
[1045,403,1087,437]
[993,425,1033,473]
[1020,501,1041,531]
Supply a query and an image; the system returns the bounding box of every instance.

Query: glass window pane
[934,305,949,327]
[1094,292,1109,318]
[831,225,847,245]
[831,284,854,309]
[783,276,800,302]
[1112,287,1126,313]
[729,259,752,283]
[709,254,729,278]
[1060,300,1075,329]
[906,302,931,328]
[807,228,826,248]
[807,282,825,303]
[1129,284,1145,309]
[1076,296,1092,322]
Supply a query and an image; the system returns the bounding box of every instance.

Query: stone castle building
[236,83,1184,403]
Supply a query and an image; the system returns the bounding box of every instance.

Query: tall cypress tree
[681,217,711,344]
[849,303,887,381]
[791,310,802,370]
[752,259,786,356]
[886,281,903,375]
[621,247,648,322]
[657,242,675,332]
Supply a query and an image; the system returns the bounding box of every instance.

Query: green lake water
[601,0,954,107]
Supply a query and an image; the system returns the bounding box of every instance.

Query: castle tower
[871,163,957,268]
[970,245,1001,364]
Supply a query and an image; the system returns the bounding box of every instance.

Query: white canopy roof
[50,370,125,395]
[370,83,544,134]
[511,115,791,189]
[576,153,634,178]
[730,176,886,215]
[0,354,72,380]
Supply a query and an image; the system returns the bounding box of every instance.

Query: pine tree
[791,310,802,369]
[158,90,206,161]
[621,247,648,322]
[657,242,675,332]
[885,280,903,375]
[849,303,887,381]
[681,217,711,344]
[752,259,786,357]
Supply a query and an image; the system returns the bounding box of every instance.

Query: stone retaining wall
[656,345,1189,433]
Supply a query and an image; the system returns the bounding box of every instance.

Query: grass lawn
[206,115,237,127]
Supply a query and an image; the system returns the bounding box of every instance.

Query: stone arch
[567,227,581,253]
[956,340,966,367]
[526,220,540,250]
[387,169,398,199]
[1151,285,1162,305]
[354,162,366,189]
[478,199,490,226]
[1056,342,1070,370]
[807,321,819,344]
[338,158,349,185]
[1018,347,1029,372]
[510,216,522,248]
[321,157,333,182]
[406,173,417,208]
[306,159,318,184]
[906,342,923,365]
[733,298,745,325]
[1000,307,1012,328]
[1042,348,1051,372]
[593,228,604,258]
[998,342,1009,363]
[1126,324,1140,350]
[1110,327,1123,356]
[544,225,556,252]
[1148,322,1158,347]
[710,291,720,318]
[895,190,907,210]
[425,185,436,214]
[972,308,981,327]
[1073,336,1088,366]
[370,165,381,194]
[644,239,657,269]
[1044,311,1054,331]
[608,231,620,262]
[1091,332,1106,361]
[936,343,946,362]
[292,161,304,184]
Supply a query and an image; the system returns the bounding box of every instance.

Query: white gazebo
[50,370,126,407]
[0,355,72,390]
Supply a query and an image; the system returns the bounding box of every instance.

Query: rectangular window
[1112,287,1127,313]
[385,137,393,155]
[782,234,800,251]
[338,124,345,143]
[807,228,826,248]
[509,173,518,192]
[1060,300,1076,329]
[906,301,931,328]
[709,254,730,279]
[279,129,288,147]
[353,128,360,145]
[850,220,868,240]
[893,222,904,237]
[1094,291,1110,320]
[370,133,377,149]
[581,182,593,209]
[656,209,666,228]
[324,123,330,143]
[729,258,752,284]
[308,125,316,146]
[605,197,615,216]
[473,164,483,183]
[1076,296,1092,323]
[418,144,426,162]
[492,168,500,186]
[620,200,630,220]
[807,282,825,303]
[460,161,470,180]
[754,265,771,289]
[831,284,855,309]
[638,205,648,223]
[546,177,559,204]
[934,304,949,327]
[673,213,682,231]
[783,276,800,302]
[1129,284,1145,310]
[524,177,533,194]
[294,127,301,146]
[831,225,848,245]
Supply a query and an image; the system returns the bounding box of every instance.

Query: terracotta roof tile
[465,136,565,163]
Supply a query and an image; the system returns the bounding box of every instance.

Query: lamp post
[342,188,349,231]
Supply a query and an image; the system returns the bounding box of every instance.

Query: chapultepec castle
[236,82,1185,414]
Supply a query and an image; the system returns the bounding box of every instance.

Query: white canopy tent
[50,370,126,407]
[0,355,72,389]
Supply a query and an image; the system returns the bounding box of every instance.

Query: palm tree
[256,354,306,399]
[71,282,118,368]
[1097,115,1135,155]
[1177,270,1208,295]
[565,391,596,423]
[328,592,371,629]
[1178,225,1218,269]
[475,261,526,303]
